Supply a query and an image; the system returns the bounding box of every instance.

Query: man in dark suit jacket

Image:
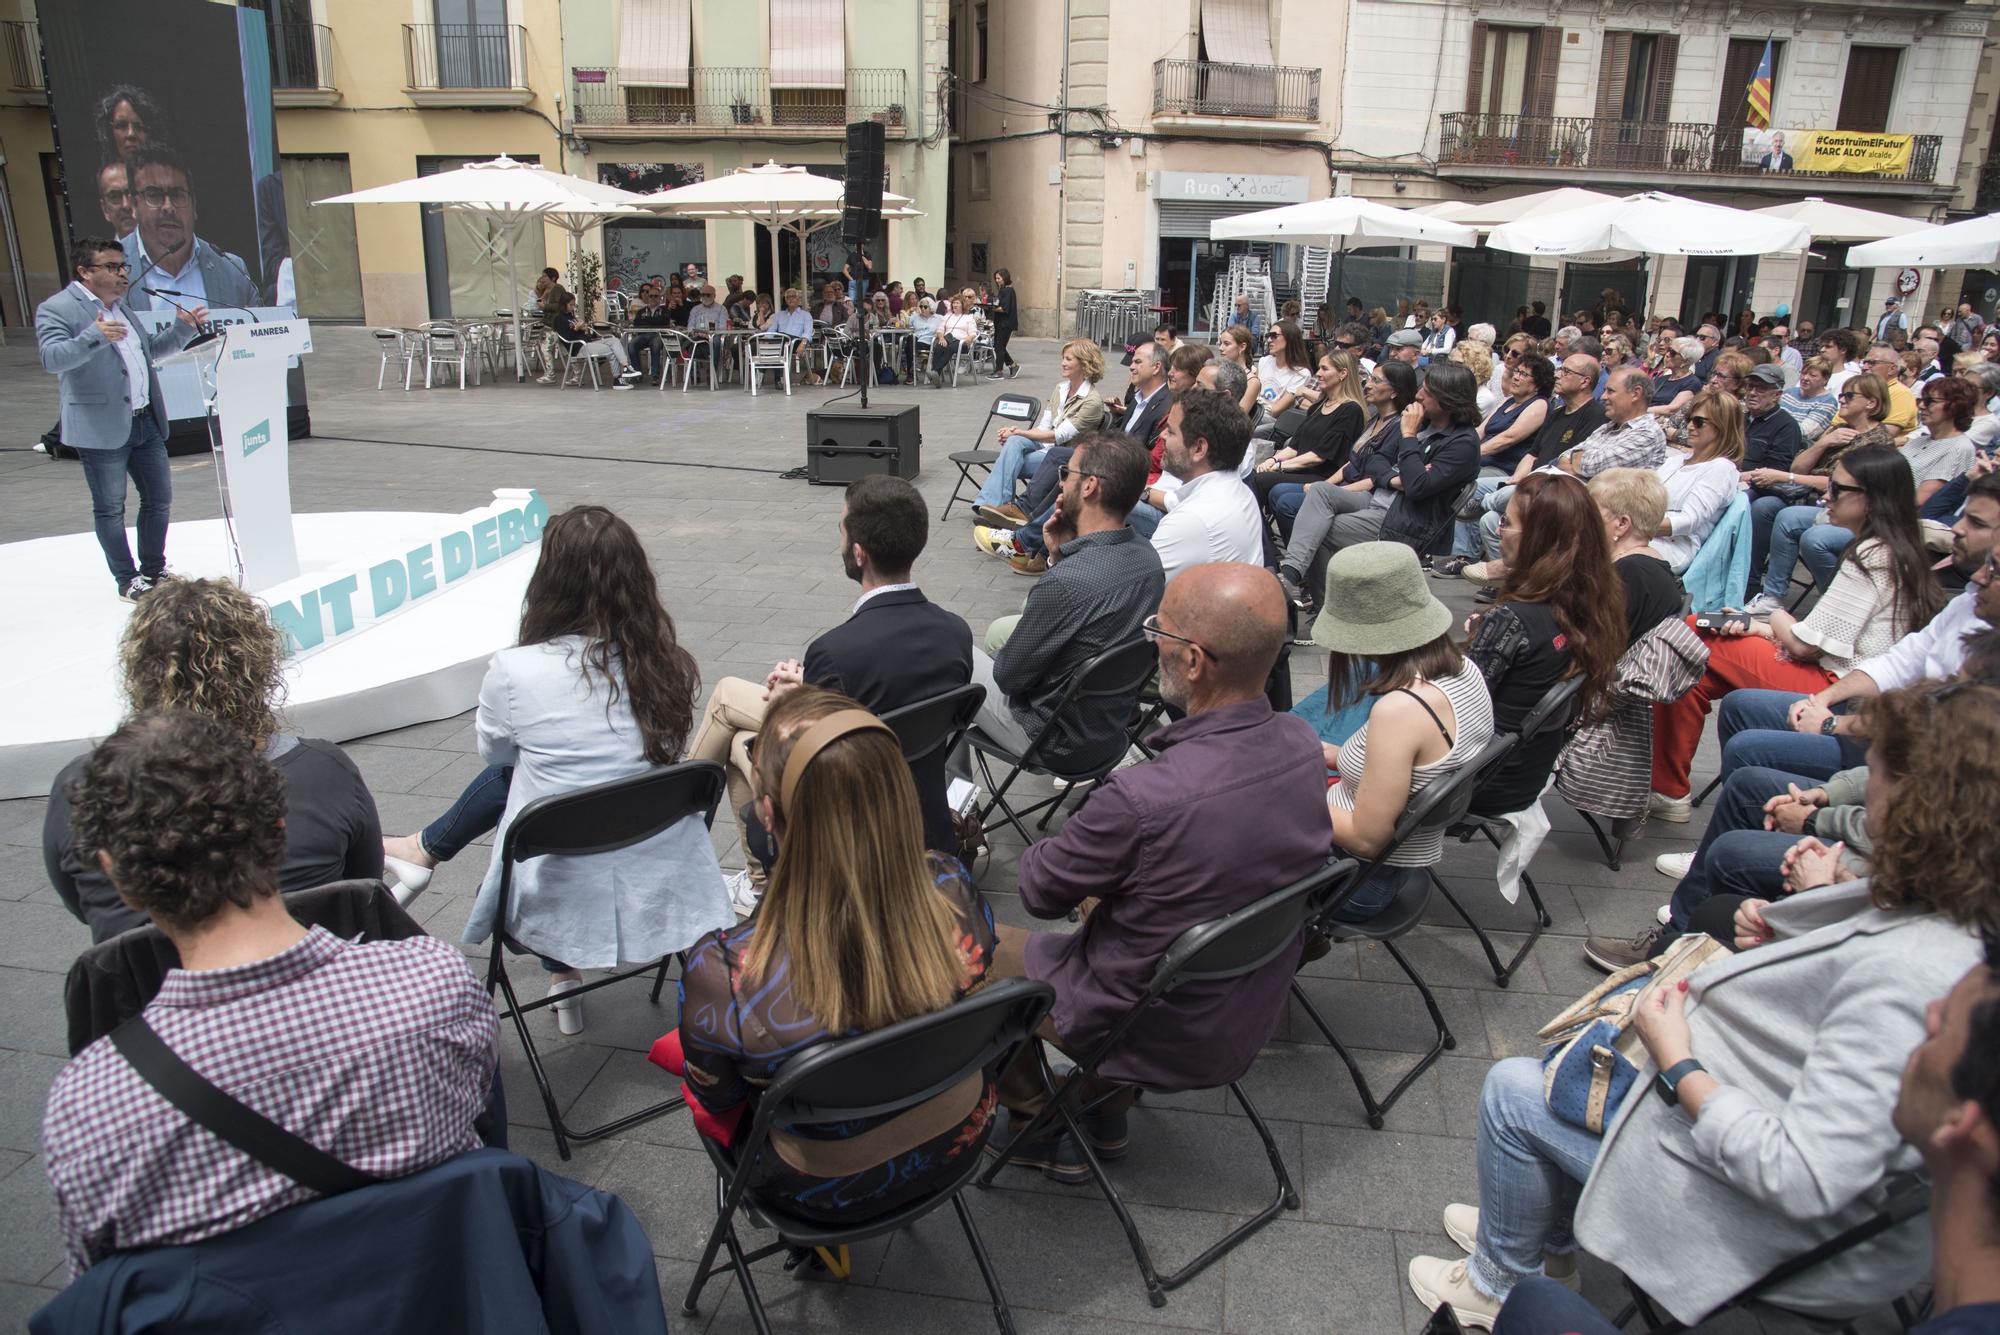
[689,476,974,903]
[996,342,1173,543]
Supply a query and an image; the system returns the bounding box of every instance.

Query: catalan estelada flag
[1746,39,1774,128]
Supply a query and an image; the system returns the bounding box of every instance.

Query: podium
[162,318,313,592]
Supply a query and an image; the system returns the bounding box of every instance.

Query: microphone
[144,288,220,350]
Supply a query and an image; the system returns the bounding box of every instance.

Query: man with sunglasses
[37,237,206,601]
[118,143,257,315]
[1335,322,1377,373]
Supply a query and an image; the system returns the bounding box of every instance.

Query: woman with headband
[649,686,1000,1221]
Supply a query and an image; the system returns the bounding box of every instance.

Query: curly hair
[68,711,287,934]
[1498,472,1627,720]
[121,577,285,743]
[1921,373,1980,431]
[92,84,167,161]
[1862,683,2000,936]
[519,505,699,764]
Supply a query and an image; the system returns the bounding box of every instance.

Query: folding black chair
[1428,674,1585,988]
[879,681,986,766]
[681,977,1056,1335]
[977,859,1355,1309]
[1292,733,1519,1127]
[1615,1182,1929,1334]
[943,391,1041,521]
[484,760,726,1161]
[964,637,1157,844]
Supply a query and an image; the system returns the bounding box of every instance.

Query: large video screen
[40,0,308,445]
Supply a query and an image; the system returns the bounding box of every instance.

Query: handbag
[1537,932,1729,1134]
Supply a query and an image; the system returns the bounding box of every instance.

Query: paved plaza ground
[0,328,1767,1332]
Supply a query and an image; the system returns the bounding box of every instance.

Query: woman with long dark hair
[1254,319,1314,422]
[1651,445,1945,813]
[1467,471,1628,816]
[1251,349,1366,508]
[984,267,1020,379]
[650,686,998,1221]
[403,506,727,1034]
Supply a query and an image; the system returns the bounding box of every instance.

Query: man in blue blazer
[119,143,258,314]
[37,236,204,599]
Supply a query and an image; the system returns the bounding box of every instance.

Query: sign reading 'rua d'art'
[265,490,548,658]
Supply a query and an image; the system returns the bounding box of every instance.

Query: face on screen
[133,160,195,263]
[97,162,134,237]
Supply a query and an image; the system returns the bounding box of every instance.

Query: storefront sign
[1155,171,1307,204]
[1740,129,1913,175]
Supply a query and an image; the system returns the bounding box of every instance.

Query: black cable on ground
[303,434,797,476]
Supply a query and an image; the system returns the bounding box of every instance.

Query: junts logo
[241,418,271,456]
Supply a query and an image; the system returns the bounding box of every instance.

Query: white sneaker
[383,855,433,908]
[1656,903,1674,925]
[1440,1206,1581,1291]
[1648,790,1692,824]
[1408,1256,1502,1331]
[612,382,635,390]
[1742,592,1786,616]
[726,867,763,918]
[1654,851,1694,880]
[547,978,586,1036]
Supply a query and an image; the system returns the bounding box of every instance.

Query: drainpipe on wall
[1055,0,1070,337]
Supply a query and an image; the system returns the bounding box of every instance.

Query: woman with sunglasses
[1216,323,1263,415]
[1252,349,1366,509]
[1653,388,1746,573]
[1653,445,1945,813]
[1255,319,1314,425]
[1744,373,1898,614]
[1900,374,1981,512]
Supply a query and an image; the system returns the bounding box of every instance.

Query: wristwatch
[1655,1058,1706,1107]
[1820,715,1839,736]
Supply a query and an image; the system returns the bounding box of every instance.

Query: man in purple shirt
[42,711,497,1275]
[985,562,1332,1181]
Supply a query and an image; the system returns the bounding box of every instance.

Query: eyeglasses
[1687,414,1711,430]
[1141,613,1218,660]
[1057,462,1106,483]
[101,189,133,204]
[1503,348,1524,360]
[1826,478,1861,501]
[85,260,131,274]
[1334,340,1360,350]
[135,186,192,209]
[1836,391,1860,402]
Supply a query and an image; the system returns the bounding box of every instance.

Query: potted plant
[567,249,603,323]
[883,102,905,127]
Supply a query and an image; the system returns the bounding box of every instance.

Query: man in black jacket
[689,476,973,903]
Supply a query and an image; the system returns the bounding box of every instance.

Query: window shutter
[1465,20,1490,116]
[1645,34,1679,123]
[1593,32,1631,124]
[1529,27,1561,120]
[1837,46,1898,133]
[1715,39,1760,126]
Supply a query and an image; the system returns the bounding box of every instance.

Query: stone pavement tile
[494,1028,614,1132]
[1352,923,1560,998]
[0,842,51,902]
[499,1123,623,1187]
[0,901,93,973]
[1235,1040,1447,1137]
[600,1138,807,1268]
[984,1104,1304,1219]
[698,1272,1021,1335]
[0,797,48,849]
[1295,936,1362,980]
[0,1050,64,1154]
[338,741,464,796]
[1477,989,1573,1060]
[1297,1125,1475,1236]
[1283,976,1491,1061]
[1433,1055,1503,1142]
[1423,869,1586,939]
[0,1280,58,1329]
[403,750,496,801]
[559,1050,704,1151]
[1221,1217,1403,1335]
[873,1183,1231,1329]
[0,1152,63,1286]
[0,965,73,1059]
[652,1256,727,1335]
[349,714,480,752]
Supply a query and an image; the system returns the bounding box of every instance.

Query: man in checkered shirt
[41,711,498,1277]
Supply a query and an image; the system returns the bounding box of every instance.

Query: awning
[618,0,692,87]
[770,0,845,89]
[1200,0,1275,66]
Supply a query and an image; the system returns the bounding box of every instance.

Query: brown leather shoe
[975,502,1028,527]
[1007,552,1048,576]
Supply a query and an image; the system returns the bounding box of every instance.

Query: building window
[279,154,365,319]
[1714,37,1783,169]
[1592,32,1679,167]
[1198,0,1275,66]
[969,149,990,200]
[945,236,956,275]
[625,85,696,124]
[1838,46,1900,133]
[969,240,988,275]
[1464,24,1560,121]
[975,2,988,82]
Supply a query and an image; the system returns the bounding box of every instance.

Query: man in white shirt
[1150,388,1263,582]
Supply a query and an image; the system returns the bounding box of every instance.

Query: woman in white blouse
[927,296,982,384]
[1651,387,1746,573]
[1253,318,1314,433]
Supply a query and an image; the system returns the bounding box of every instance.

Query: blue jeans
[1924,471,1970,522]
[1759,508,1851,599]
[975,435,1048,508]
[1270,482,1307,541]
[1495,1277,1621,1335]
[1716,689,1863,781]
[1471,1057,1600,1301]
[420,764,512,861]
[1017,498,1162,556]
[1454,477,1508,557]
[78,411,172,588]
[1666,766,1806,930]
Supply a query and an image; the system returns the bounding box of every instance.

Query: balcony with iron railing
[1437,112,1945,196]
[569,66,908,139]
[269,23,337,106]
[2,20,43,104]
[403,23,531,107]
[1151,58,1320,131]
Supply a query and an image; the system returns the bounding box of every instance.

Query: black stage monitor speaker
[842,121,886,246]
[806,405,920,485]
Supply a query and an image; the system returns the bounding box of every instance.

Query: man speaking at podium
[119,143,258,315]
[36,237,206,601]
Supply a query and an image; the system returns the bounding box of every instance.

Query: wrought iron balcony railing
[404,22,527,92]
[2,21,42,93]
[1152,57,1320,121]
[269,23,333,91]
[569,66,908,132]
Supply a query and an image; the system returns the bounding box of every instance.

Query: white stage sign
[209,319,311,590]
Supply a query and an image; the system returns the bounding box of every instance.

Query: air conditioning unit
[1335,172,1354,198]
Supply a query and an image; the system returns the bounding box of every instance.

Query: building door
[1837,47,1900,133]
[1593,32,1678,170]
[1713,38,1781,170]
[418,154,544,318]
[1801,241,1865,334]
[279,155,364,319]
[433,0,508,89]
[1561,261,1647,322]
[1679,256,1757,329]
[1464,24,1562,162]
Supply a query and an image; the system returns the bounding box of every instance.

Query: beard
[841,547,863,583]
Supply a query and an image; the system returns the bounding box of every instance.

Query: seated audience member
[1314,543,1497,920]
[1472,353,1553,475]
[814,282,850,330]
[1903,374,1983,512]
[1589,469,1687,644]
[1650,387,1747,574]
[1466,472,1626,817]
[43,710,497,1277]
[1215,323,1264,414]
[1745,372,1899,609]
[1646,337,1703,418]
[624,282,673,379]
[1369,360,1484,557]
[1460,368,1667,579]
[927,295,982,383]
[1651,446,1945,818]
[686,477,973,903]
[1456,339,1497,416]
[650,687,998,1220]
[46,578,383,943]
[444,507,730,1035]
[982,564,1329,1179]
[1272,360,1419,609]
[964,431,1163,777]
[1254,319,1315,424]
[1492,944,2000,1335]
[1862,341,1923,438]
[549,292,643,386]
[1738,363,1806,474]
[967,339,1107,518]
[763,284,814,353]
[906,296,940,380]
[1663,350,1750,450]
[1819,328,1864,397]
[1251,350,1366,508]
[1962,361,2000,448]
[1151,387,1264,581]
[1410,681,2000,1329]
[1781,355,1840,442]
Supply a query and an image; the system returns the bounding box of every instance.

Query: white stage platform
[0,511,533,800]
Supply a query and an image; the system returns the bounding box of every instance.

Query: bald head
[1160,562,1288,700]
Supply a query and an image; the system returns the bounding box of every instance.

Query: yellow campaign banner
[1740,128,1913,174]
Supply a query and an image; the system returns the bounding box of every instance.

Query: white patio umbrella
[639,162,866,294]
[1750,197,1930,244]
[315,154,652,378]
[1847,212,2000,268]
[658,185,923,293]
[1415,187,1620,230]
[1210,196,1477,313]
